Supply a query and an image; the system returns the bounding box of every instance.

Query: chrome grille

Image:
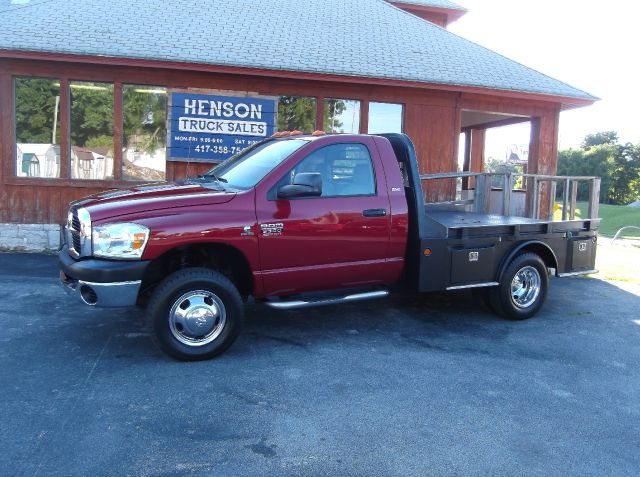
[71,214,80,232]
[71,229,81,253]
[69,208,81,254]
[67,207,90,257]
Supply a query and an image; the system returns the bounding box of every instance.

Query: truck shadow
[34,274,640,363]
[233,277,640,363]
[240,290,505,350]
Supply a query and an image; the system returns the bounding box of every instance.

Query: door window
[275,143,376,198]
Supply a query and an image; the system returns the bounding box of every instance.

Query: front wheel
[489,253,548,320]
[146,268,244,361]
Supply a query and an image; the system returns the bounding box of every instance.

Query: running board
[558,269,598,277]
[446,281,498,291]
[264,290,389,310]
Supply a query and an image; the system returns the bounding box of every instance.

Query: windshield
[205,139,308,190]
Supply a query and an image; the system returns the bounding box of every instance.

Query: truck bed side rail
[419,172,601,220]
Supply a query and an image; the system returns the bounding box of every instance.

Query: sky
[448,0,640,159]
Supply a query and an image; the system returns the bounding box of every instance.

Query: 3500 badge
[260,223,284,236]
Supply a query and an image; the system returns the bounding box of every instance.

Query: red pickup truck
[60,133,600,360]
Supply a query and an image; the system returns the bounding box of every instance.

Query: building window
[324,99,361,134]
[368,102,403,134]
[70,81,114,180]
[277,96,317,132]
[122,85,167,181]
[14,77,62,178]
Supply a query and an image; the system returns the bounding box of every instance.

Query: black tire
[146,268,244,361]
[489,253,548,321]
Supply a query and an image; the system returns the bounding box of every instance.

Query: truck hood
[72,181,237,222]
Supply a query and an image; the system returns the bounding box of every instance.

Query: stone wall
[0,224,61,252]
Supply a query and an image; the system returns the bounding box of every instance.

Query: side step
[264,290,389,310]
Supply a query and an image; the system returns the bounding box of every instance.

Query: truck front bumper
[58,248,150,307]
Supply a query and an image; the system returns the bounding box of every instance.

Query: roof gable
[387,0,466,12]
[0,0,595,103]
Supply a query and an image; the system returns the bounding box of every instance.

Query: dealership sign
[168,92,276,162]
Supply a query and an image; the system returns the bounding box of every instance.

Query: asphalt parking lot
[1,253,639,476]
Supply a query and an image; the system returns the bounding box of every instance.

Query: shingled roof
[0,0,595,103]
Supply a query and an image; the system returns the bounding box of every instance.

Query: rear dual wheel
[489,253,548,320]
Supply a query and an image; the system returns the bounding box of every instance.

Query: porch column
[470,128,485,173]
[527,108,560,218]
[462,128,485,190]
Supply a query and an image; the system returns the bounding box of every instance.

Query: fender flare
[497,240,559,282]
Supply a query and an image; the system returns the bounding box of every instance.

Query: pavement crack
[83,333,112,386]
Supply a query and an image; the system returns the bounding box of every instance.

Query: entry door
[255,140,392,296]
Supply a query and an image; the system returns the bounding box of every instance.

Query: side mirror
[277,172,322,199]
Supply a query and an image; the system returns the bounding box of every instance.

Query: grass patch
[554,201,640,237]
[591,242,640,284]
[552,201,640,283]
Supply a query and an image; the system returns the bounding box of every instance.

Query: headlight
[92,223,150,259]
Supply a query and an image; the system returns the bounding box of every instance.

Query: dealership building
[0,0,595,250]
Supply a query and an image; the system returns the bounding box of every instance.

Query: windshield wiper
[198,172,228,183]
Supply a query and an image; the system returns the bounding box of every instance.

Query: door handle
[362,208,387,217]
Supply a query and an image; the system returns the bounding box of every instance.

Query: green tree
[122,86,167,154]
[70,83,114,148]
[581,131,618,148]
[277,96,316,132]
[484,157,521,188]
[557,144,614,202]
[608,143,640,205]
[275,97,348,133]
[86,135,116,149]
[15,78,61,144]
[323,99,347,132]
[558,132,640,205]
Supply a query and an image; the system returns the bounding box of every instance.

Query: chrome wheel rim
[510,266,541,309]
[169,290,226,347]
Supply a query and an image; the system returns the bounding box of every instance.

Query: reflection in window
[211,139,308,190]
[70,81,114,180]
[123,85,167,181]
[14,77,61,178]
[368,102,403,134]
[324,99,360,134]
[279,143,375,197]
[277,96,317,132]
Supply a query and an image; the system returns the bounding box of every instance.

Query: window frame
[268,142,378,201]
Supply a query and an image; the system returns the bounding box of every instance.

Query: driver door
[255,138,392,296]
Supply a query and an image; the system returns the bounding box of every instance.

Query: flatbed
[381,133,599,294]
[427,211,548,230]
